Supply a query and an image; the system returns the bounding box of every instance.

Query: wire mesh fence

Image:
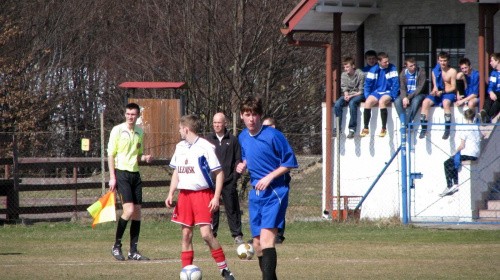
[0,130,323,224]
[408,122,500,223]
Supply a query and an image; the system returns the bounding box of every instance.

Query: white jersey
[457,124,481,158]
[170,137,221,191]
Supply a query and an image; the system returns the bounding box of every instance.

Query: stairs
[478,172,500,222]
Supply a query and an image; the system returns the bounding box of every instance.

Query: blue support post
[400,113,408,225]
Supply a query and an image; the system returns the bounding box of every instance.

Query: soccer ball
[179,265,202,280]
[236,243,255,260]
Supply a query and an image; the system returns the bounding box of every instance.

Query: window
[400,24,465,93]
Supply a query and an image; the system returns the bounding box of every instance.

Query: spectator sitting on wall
[440,109,481,197]
[419,51,457,140]
[478,53,500,124]
[361,52,400,138]
[334,57,366,139]
[394,56,428,128]
[361,50,377,73]
[455,58,479,111]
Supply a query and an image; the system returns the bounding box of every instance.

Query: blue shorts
[248,184,289,238]
[426,93,456,107]
[369,92,391,101]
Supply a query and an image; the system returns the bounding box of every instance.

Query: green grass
[2,219,500,279]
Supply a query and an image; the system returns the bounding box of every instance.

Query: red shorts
[171,188,214,227]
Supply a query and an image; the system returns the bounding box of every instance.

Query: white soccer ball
[237,243,255,260]
[179,264,202,280]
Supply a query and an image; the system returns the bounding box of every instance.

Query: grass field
[2,218,500,280]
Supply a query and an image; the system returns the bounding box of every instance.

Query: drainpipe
[282,30,335,216]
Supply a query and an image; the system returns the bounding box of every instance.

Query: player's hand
[490,92,497,101]
[344,95,350,102]
[142,155,152,163]
[165,195,175,208]
[456,100,464,106]
[402,97,409,108]
[255,175,272,191]
[236,161,246,174]
[109,178,116,192]
[208,197,219,213]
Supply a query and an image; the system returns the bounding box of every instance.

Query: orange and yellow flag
[87,192,116,228]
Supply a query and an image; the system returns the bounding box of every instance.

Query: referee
[108,103,152,261]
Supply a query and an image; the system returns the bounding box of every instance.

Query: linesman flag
[87,192,116,228]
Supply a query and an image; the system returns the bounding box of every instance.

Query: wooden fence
[0,157,170,220]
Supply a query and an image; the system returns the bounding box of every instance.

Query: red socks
[181,251,194,267]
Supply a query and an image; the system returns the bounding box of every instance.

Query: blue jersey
[488,70,500,93]
[464,70,479,97]
[404,69,417,93]
[364,63,400,100]
[432,64,445,90]
[362,65,374,73]
[239,126,298,187]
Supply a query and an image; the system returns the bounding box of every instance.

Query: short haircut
[263,117,276,126]
[438,51,450,60]
[179,115,200,134]
[491,53,500,62]
[377,52,389,60]
[126,103,140,114]
[405,56,416,65]
[464,109,476,121]
[342,57,355,65]
[240,95,264,116]
[364,50,377,58]
[459,58,471,66]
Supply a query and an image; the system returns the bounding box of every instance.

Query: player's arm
[236,160,247,174]
[254,166,293,191]
[137,154,152,163]
[108,155,117,192]
[431,71,438,95]
[165,169,179,208]
[208,169,224,213]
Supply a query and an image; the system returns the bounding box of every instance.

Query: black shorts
[116,170,143,204]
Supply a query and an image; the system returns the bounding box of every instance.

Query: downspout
[282,30,335,216]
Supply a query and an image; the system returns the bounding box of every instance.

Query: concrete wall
[322,102,500,220]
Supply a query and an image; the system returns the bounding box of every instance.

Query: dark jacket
[399,67,427,100]
[206,129,242,184]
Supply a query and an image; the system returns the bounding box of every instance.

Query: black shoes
[221,269,235,280]
[128,251,150,260]
[111,244,125,261]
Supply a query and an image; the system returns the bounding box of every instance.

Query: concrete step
[479,209,500,218]
[487,200,500,210]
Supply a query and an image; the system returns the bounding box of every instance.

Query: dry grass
[2,219,500,280]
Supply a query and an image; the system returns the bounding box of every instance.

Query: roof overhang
[119,82,189,89]
[282,0,380,34]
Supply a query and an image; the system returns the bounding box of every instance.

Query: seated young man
[361,50,377,73]
[394,56,427,128]
[361,52,400,138]
[419,52,457,140]
[455,58,479,111]
[479,52,500,123]
[334,57,365,138]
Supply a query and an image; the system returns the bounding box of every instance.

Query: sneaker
[111,244,125,261]
[360,128,369,137]
[442,131,450,140]
[479,110,489,124]
[234,235,244,245]
[347,130,355,139]
[439,187,451,197]
[128,251,150,261]
[247,239,253,244]
[221,269,235,280]
[378,128,387,137]
[419,130,426,139]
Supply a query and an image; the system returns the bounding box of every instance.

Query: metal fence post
[400,113,408,225]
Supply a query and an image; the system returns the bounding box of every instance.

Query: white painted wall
[322,102,500,221]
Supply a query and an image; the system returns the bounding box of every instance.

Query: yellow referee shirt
[107,123,144,172]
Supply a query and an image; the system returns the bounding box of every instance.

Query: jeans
[394,94,426,126]
[334,95,365,131]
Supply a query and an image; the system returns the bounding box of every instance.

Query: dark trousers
[334,95,365,131]
[212,179,243,238]
[483,91,500,120]
[443,155,477,188]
